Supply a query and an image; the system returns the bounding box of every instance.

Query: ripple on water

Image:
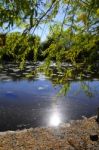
[5,91,17,98]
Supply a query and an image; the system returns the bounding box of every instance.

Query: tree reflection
[0,62,98,97]
[39,63,99,97]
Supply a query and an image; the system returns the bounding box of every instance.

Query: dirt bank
[0,116,99,150]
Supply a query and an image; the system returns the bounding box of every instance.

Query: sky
[34,7,64,41]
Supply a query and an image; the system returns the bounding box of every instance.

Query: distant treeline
[0,32,46,62]
[0,31,99,69]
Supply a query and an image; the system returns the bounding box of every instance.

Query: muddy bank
[0,116,99,150]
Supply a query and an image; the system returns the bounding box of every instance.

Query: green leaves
[0,32,40,64]
[0,0,99,82]
[0,0,98,36]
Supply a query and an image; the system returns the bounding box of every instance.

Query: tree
[0,0,60,33]
[0,0,98,34]
[0,0,99,80]
[0,32,41,64]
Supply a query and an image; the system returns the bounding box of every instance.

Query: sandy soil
[0,116,99,150]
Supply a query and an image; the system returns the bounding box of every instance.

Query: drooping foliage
[0,0,98,33]
[0,0,99,82]
[0,0,60,33]
[40,24,99,82]
[0,32,41,65]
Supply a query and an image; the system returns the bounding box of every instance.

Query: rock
[90,134,98,141]
[96,107,99,123]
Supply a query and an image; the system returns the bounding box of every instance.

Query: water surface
[0,62,99,131]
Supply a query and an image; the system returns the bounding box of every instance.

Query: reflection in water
[49,112,61,126]
[49,97,62,127]
[0,62,99,131]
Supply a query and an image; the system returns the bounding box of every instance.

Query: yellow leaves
[63,0,70,3]
[77,13,87,25]
[96,8,99,16]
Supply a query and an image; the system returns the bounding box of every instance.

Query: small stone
[96,107,99,123]
[90,134,98,141]
[82,116,87,120]
[59,135,64,139]
[49,148,54,150]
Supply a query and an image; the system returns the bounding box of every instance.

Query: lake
[0,62,99,131]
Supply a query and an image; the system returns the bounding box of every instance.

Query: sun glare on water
[49,113,61,127]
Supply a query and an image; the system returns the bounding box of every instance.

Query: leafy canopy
[0,0,98,33]
[0,0,99,80]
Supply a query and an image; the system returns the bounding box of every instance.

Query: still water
[0,62,99,131]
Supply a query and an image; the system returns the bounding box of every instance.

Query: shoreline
[0,116,99,149]
[0,116,97,133]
